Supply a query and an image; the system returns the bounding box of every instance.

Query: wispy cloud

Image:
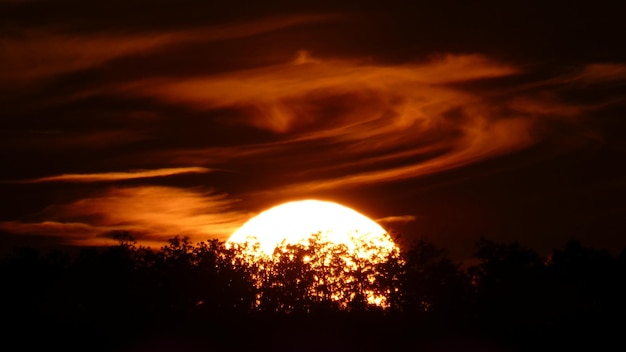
[0,186,251,246]
[0,14,336,85]
[521,63,626,91]
[0,221,116,246]
[108,53,612,196]
[123,53,517,133]
[376,215,417,224]
[7,167,214,183]
[562,63,626,85]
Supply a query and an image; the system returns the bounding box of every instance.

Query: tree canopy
[1,235,624,351]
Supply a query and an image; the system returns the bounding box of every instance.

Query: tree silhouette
[469,238,549,342]
[543,240,625,348]
[2,233,625,351]
[398,240,471,318]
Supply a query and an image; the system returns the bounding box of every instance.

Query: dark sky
[1,0,625,261]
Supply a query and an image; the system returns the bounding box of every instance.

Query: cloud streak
[6,167,214,183]
[376,215,417,224]
[0,14,336,85]
[123,53,517,132]
[114,53,565,194]
[0,186,251,246]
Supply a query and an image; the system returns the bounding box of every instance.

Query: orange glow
[0,186,251,246]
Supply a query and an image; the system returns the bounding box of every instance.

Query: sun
[226,199,399,308]
[227,199,396,256]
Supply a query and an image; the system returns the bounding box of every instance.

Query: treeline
[1,235,625,351]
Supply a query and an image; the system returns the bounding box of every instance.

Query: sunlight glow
[227,199,395,256]
[226,199,399,308]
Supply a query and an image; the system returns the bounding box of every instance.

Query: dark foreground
[2,236,624,351]
[7,311,621,352]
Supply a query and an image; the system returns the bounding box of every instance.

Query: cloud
[522,63,626,91]
[0,221,127,247]
[1,129,150,151]
[105,52,611,196]
[569,63,626,85]
[0,30,177,83]
[251,119,535,194]
[0,186,251,246]
[6,167,214,183]
[0,14,335,85]
[376,215,417,224]
[116,53,526,162]
[123,53,517,133]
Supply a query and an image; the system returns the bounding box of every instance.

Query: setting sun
[227,199,396,256]
[227,199,399,307]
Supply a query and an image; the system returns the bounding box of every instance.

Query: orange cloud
[0,186,251,246]
[521,63,626,91]
[376,215,417,224]
[124,53,516,133]
[107,52,605,196]
[0,14,335,85]
[115,54,533,187]
[250,117,535,195]
[570,63,626,84]
[9,167,214,183]
[2,129,150,151]
[0,221,119,247]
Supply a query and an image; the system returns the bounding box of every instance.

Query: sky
[1,0,625,261]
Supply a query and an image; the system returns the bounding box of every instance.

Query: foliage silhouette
[1,234,625,350]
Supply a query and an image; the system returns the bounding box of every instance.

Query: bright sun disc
[227,199,399,308]
[227,199,396,256]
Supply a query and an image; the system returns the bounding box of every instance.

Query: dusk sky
[1,0,625,261]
